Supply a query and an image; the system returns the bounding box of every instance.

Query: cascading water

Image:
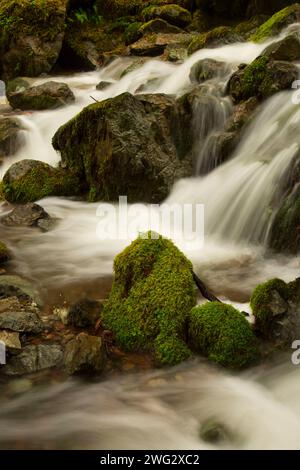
[0,27,300,450]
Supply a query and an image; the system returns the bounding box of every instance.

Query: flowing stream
[0,28,300,449]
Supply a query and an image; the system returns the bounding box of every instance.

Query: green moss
[102,232,196,366]
[242,55,270,97]
[124,21,143,44]
[251,5,300,42]
[142,4,191,26]
[2,160,82,203]
[188,26,236,55]
[189,302,259,369]
[250,278,295,336]
[0,241,11,264]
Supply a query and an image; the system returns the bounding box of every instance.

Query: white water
[0,29,300,450]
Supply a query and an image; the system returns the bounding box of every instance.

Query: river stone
[66,298,102,328]
[189,58,230,84]
[0,330,21,350]
[1,203,50,228]
[64,333,106,375]
[4,344,63,376]
[0,296,22,313]
[0,310,44,334]
[261,33,300,62]
[139,19,183,36]
[142,5,192,28]
[7,81,75,111]
[130,33,193,56]
[0,275,42,306]
[96,81,113,91]
[0,117,24,162]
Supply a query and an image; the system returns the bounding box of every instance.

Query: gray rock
[64,333,105,375]
[0,310,44,334]
[0,330,21,350]
[7,81,75,111]
[190,58,229,84]
[4,344,63,376]
[262,33,300,62]
[96,81,113,91]
[1,203,50,228]
[130,33,193,56]
[0,275,42,306]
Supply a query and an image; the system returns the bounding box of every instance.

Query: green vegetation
[242,56,270,97]
[251,5,300,42]
[189,302,259,369]
[188,26,238,55]
[102,232,196,366]
[70,5,103,26]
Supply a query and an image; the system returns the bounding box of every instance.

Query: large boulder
[250,278,300,345]
[64,333,106,375]
[142,4,192,27]
[2,159,83,203]
[188,27,242,55]
[261,32,300,61]
[52,92,194,203]
[130,32,193,56]
[1,203,51,229]
[102,233,196,366]
[7,81,75,111]
[189,58,230,84]
[0,0,67,80]
[189,302,259,369]
[250,4,300,42]
[0,117,24,163]
[228,56,298,103]
[139,19,184,35]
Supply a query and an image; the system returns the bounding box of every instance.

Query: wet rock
[269,189,300,254]
[0,0,67,80]
[0,275,42,306]
[142,4,192,28]
[53,92,194,203]
[96,81,113,91]
[164,44,188,62]
[1,203,50,228]
[200,419,233,444]
[2,159,82,203]
[7,81,75,111]
[188,27,242,55]
[66,298,102,328]
[0,297,21,313]
[189,58,229,84]
[261,32,300,62]
[4,344,63,376]
[0,241,11,264]
[0,330,21,350]
[228,57,298,103]
[130,33,193,56]
[64,332,105,375]
[120,58,149,77]
[0,310,44,334]
[205,131,238,169]
[250,278,300,344]
[225,97,259,132]
[0,117,24,163]
[139,19,183,36]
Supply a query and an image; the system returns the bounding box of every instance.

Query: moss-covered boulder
[139,18,183,36]
[102,232,196,366]
[228,56,298,103]
[142,4,192,27]
[130,32,193,56]
[261,32,300,62]
[188,27,242,55]
[0,117,24,163]
[250,278,300,344]
[52,92,193,203]
[0,241,11,264]
[2,159,82,203]
[0,0,67,80]
[7,81,75,111]
[189,302,259,369]
[250,4,300,42]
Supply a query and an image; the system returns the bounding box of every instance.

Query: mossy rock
[0,116,23,160]
[189,302,259,369]
[261,32,300,62]
[0,0,67,80]
[250,4,300,42]
[142,4,192,27]
[2,159,83,203]
[269,192,300,254]
[228,56,298,102]
[102,232,196,366]
[95,0,144,18]
[250,278,300,342]
[0,241,11,264]
[7,81,75,111]
[139,19,183,36]
[188,26,242,55]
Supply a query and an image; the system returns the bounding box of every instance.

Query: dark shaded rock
[1,203,50,228]
[0,275,42,305]
[66,298,102,328]
[64,332,105,375]
[190,58,229,84]
[52,92,194,203]
[4,344,63,375]
[188,27,242,55]
[0,0,67,80]
[0,117,24,162]
[228,56,298,103]
[225,97,259,131]
[139,18,183,35]
[206,131,238,168]
[250,278,300,345]
[250,4,300,42]
[130,32,193,56]
[96,81,113,91]
[142,4,192,27]
[7,81,75,111]
[0,241,11,264]
[2,159,82,203]
[0,310,43,334]
[269,189,300,254]
[261,33,300,62]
